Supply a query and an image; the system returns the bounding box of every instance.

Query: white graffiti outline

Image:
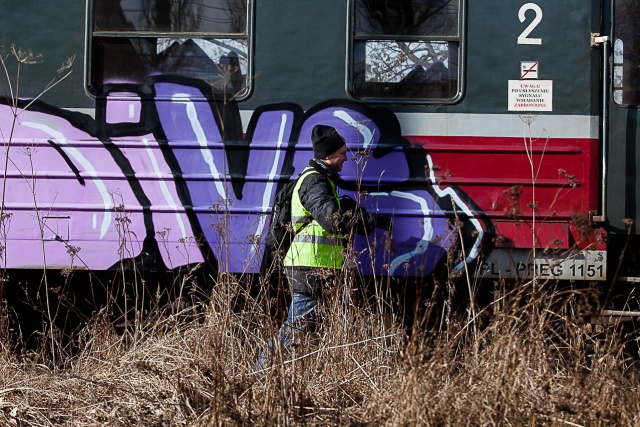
[256,113,289,242]
[142,137,188,238]
[333,110,374,148]
[426,154,483,272]
[369,190,443,275]
[172,94,226,198]
[22,121,112,239]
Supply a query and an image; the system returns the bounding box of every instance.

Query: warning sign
[508,80,553,112]
[520,61,539,79]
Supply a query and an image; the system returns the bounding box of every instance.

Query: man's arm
[299,174,392,236]
[340,195,392,236]
[298,174,342,234]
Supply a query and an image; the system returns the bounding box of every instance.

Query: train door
[472,1,606,284]
[603,0,640,303]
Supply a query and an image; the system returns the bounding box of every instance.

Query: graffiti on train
[0,76,483,275]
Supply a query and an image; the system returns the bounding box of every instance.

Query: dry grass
[0,272,638,427]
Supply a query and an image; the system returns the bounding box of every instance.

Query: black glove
[340,195,358,213]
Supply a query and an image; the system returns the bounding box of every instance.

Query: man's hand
[340,195,358,213]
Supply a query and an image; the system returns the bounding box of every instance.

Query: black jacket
[298,159,390,238]
[286,159,391,294]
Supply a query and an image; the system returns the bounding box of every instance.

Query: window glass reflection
[91,37,248,97]
[353,40,457,98]
[613,0,640,106]
[355,0,458,37]
[351,0,460,100]
[90,0,249,97]
[94,0,247,33]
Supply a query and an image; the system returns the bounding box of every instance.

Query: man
[258,124,391,367]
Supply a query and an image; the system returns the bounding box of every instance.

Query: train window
[88,0,251,99]
[613,0,640,107]
[349,0,462,102]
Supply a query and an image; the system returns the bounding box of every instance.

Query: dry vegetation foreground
[0,276,639,427]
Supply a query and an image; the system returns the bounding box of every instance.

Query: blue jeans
[256,266,337,368]
[256,292,319,368]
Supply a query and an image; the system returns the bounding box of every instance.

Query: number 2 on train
[518,3,543,45]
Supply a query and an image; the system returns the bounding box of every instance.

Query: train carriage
[0,0,639,316]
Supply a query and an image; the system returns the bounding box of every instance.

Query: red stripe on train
[408,135,604,250]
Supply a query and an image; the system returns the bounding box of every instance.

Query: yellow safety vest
[283,168,344,269]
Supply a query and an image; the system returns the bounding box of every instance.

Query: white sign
[479,250,606,281]
[508,80,553,111]
[520,61,538,79]
[534,251,606,281]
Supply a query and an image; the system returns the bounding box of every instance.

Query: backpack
[264,170,316,259]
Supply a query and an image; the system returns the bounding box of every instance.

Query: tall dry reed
[0,269,637,426]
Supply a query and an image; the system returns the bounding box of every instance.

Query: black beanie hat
[312,125,346,159]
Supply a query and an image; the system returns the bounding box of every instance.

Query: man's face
[324,145,348,173]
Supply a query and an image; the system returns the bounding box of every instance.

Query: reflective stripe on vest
[283,167,344,269]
